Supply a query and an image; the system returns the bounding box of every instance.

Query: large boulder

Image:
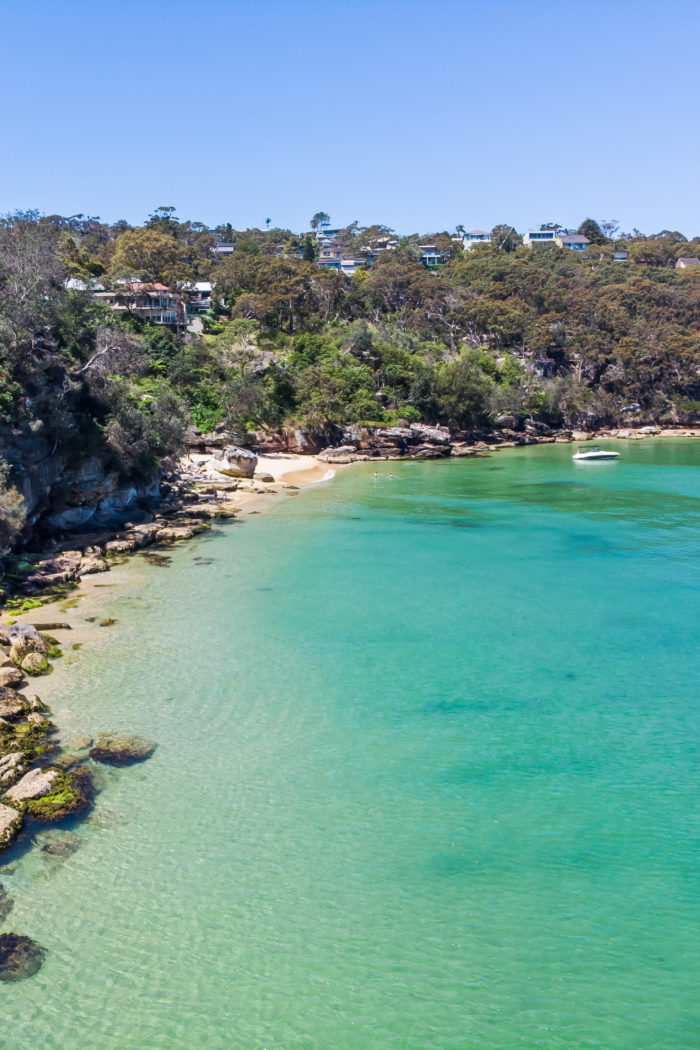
[0,689,29,721]
[0,803,22,849]
[0,668,24,689]
[0,934,45,981]
[5,768,59,803]
[213,445,258,479]
[90,733,157,766]
[409,423,451,446]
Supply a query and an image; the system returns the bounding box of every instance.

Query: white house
[523,230,557,248]
[462,229,491,250]
[339,257,366,277]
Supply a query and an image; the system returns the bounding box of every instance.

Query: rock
[409,423,451,446]
[89,734,157,766]
[27,712,49,727]
[0,754,25,786]
[68,736,94,752]
[0,803,22,849]
[20,652,50,676]
[105,538,138,554]
[79,555,109,575]
[213,445,258,479]
[40,832,82,857]
[0,934,45,981]
[318,445,357,462]
[0,668,24,689]
[0,689,29,721]
[5,768,59,803]
[0,884,14,921]
[31,623,71,631]
[254,472,275,483]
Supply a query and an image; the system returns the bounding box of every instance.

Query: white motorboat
[572,446,620,461]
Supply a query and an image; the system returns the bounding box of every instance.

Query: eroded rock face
[5,768,58,803]
[0,803,22,848]
[212,445,258,478]
[0,934,45,981]
[89,734,157,766]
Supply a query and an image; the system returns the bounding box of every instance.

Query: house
[317,246,342,270]
[93,283,185,329]
[315,228,342,244]
[185,281,212,314]
[339,257,366,277]
[213,241,236,257]
[419,246,444,267]
[555,233,589,251]
[613,250,629,262]
[462,229,491,250]
[523,230,557,248]
[675,257,700,269]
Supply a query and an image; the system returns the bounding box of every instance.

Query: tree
[577,218,607,245]
[434,350,494,430]
[302,234,316,262]
[490,225,520,252]
[108,228,192,285]
[310,211,331,231]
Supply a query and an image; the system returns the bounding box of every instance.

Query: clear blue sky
[3,0,699,237]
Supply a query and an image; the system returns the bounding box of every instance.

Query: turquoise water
[2,440,700,1048]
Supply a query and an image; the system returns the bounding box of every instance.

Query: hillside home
[339,257,366,276]
[420,246,444,267]
[93,283,185,329]
[213,241,236,256]
[555,233,589,251]
[613,250,629,261]
[523,230,557,248]
[675,257,700,269]
[185,281,213,314]
[462,229,491,249]
[317,246,343,269]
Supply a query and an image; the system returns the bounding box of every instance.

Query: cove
[1,440,699,1049]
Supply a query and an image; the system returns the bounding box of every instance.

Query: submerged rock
[0,884,14,921]
[89,734,157,766]
[40,832,82,857]
[0,933,45,981]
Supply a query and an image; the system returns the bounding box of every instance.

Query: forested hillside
[1,209,700,552]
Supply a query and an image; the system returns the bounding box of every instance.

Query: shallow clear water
[2,440,700,1049]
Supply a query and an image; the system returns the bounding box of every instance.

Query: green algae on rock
[89,734,157,766]
[0,933,45,981]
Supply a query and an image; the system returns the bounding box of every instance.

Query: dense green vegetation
[1,208,700,551]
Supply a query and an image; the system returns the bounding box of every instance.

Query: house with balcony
[463,229,491,250]
[317,246,343,270]
[555,233,589,251]
[185,281,213,314]
[93,283,185,329]
[523,230,557,248]
[419,246,444,267]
